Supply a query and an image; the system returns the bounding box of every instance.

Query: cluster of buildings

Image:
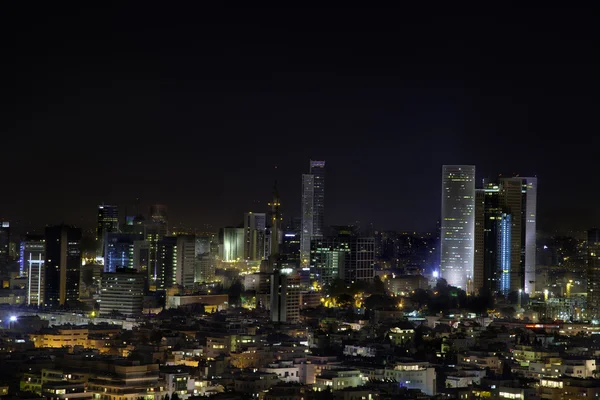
[440,165,538,296]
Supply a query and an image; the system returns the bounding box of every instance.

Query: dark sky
[0,4,597,234]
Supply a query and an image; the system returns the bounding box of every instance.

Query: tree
[228,279,244,306]
[171,393,180,400]
[372,276,386,295]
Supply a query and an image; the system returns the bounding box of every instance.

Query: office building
[310,160,326,237]
[195,233,213,256]
[99,270,144,317]
[20,236,45,306]
[270,268,300,323]
[145,222,168,289]
[0,221,9,266]
[473,176,538,295]
[587,229,600,320]
[440,165,476,293]
[497,213,512,296]
[104,233,142,273]
[244,212,266,261]
[154,236,177,290]
[195,253,216,283]
[310,226,375,286]
[300,174,315,266]
[269,183,282,264]
[132,240,150,273]
[44,225,82,307]
[521,177,538,294]
[219,227,244,262]
[96,205,119,257]
[176,235,196,289]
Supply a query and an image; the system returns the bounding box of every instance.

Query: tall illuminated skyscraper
[300,174,315,266]
[97,205,119,257]
[440,165,476,292]
[520,177,538,294]
[310,160,326,237]
[300,160,326,267]
[497,213,512,296]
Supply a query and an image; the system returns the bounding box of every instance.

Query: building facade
[96,205,119,258]
[244,212,266,261]
[44,225,82,307]
[270,269,300,323]
[99,270,144,317]
[219,227,244,262]
[20,236,45,306]
[440,165,476,292]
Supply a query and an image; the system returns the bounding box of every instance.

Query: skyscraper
[300,174,315,266]
[44,225,82,307]
[0,221,10,266]
[310,160,326,237]
[244,212,266,261]
[97,205,119,257]
[440,165,476,292]
[145,208,168,289]
[497,213,512,296]
[219,227,245,262]
[521,177,538,294]
[587,229,600,320]
[20,235,45,306]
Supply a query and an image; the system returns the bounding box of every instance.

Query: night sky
[1,5,597,234]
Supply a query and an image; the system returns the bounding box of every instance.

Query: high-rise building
[20,236,45,306]
[269,183,282,261]
[155,236,177,290]
[310,160,326,237]
[144,222,168,289]
[497,213,512,296]
[133,240,150,273]
[473,190,485,293]
[44,225,82,307]
[473,176,538,295]
[195,233,214,256]
[587,229,600,320]
[219,228,245,262]
[176,235,196,289]
[311,226,375,286]
[521,177,538,294]
[97,205,119,257]
[0,221,10,266]
[104,233,142,273]
[300,160,326,268]
[440,165,476,293]
[270,268,300,323]
[195,253,216,283]
[300,174,315,266]
[99,270,144,317]
[244,212,266,261]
